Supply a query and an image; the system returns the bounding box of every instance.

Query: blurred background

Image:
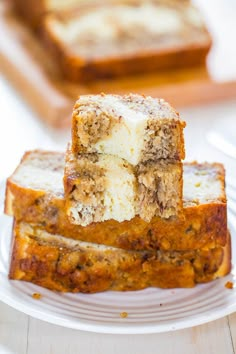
[0,0,236,182]
[0,2,236,349]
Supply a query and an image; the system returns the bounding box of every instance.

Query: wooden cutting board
[0,1,236,128]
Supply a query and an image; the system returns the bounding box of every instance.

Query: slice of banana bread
[41,0,212,81]
[9,221,231,293]
[71,94,185,165]
[5,150,227,251]
[64,144,183,225]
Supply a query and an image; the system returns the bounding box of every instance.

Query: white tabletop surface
[0,74,236,354]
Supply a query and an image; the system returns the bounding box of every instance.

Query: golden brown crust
[5,181,227,252]
[40,1,212,82]
[10,0,47,29]
[214,231,232,279]
[9,222,231,293]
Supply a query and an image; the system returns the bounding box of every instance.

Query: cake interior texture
[64,145,183,225]
[72,94,185,165]
[64,151,137,226]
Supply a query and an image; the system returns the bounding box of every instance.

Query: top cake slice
[72,93,186,165]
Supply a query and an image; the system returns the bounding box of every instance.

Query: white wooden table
[0,74,236,354]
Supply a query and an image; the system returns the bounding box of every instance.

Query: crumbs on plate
[120,312,128,318]
[225,281,234,289]
[32,292,42,300]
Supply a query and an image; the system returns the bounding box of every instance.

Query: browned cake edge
[9,221,231,293]
[10,0,47,29]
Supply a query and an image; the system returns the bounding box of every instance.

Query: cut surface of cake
[5,150,227,251]
[9,221,231,293]
[64,145,183,225]
[64,149,137,225]
[72,94,185,165]
[41,0,212,81]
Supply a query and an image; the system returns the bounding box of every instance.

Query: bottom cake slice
[9,222,231,293]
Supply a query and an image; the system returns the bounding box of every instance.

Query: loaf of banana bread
[9,221,231,293]
[71,94,185,164]
[41,0,212,81]
[5,150,227,251]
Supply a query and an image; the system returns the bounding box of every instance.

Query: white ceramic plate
[0,209,236,334]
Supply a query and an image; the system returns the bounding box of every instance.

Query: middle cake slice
[64,145,183,225]
[5,150,227,252]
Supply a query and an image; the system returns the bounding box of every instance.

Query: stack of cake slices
[4,94,231,293]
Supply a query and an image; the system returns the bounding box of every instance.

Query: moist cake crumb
[72,94,185,166]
